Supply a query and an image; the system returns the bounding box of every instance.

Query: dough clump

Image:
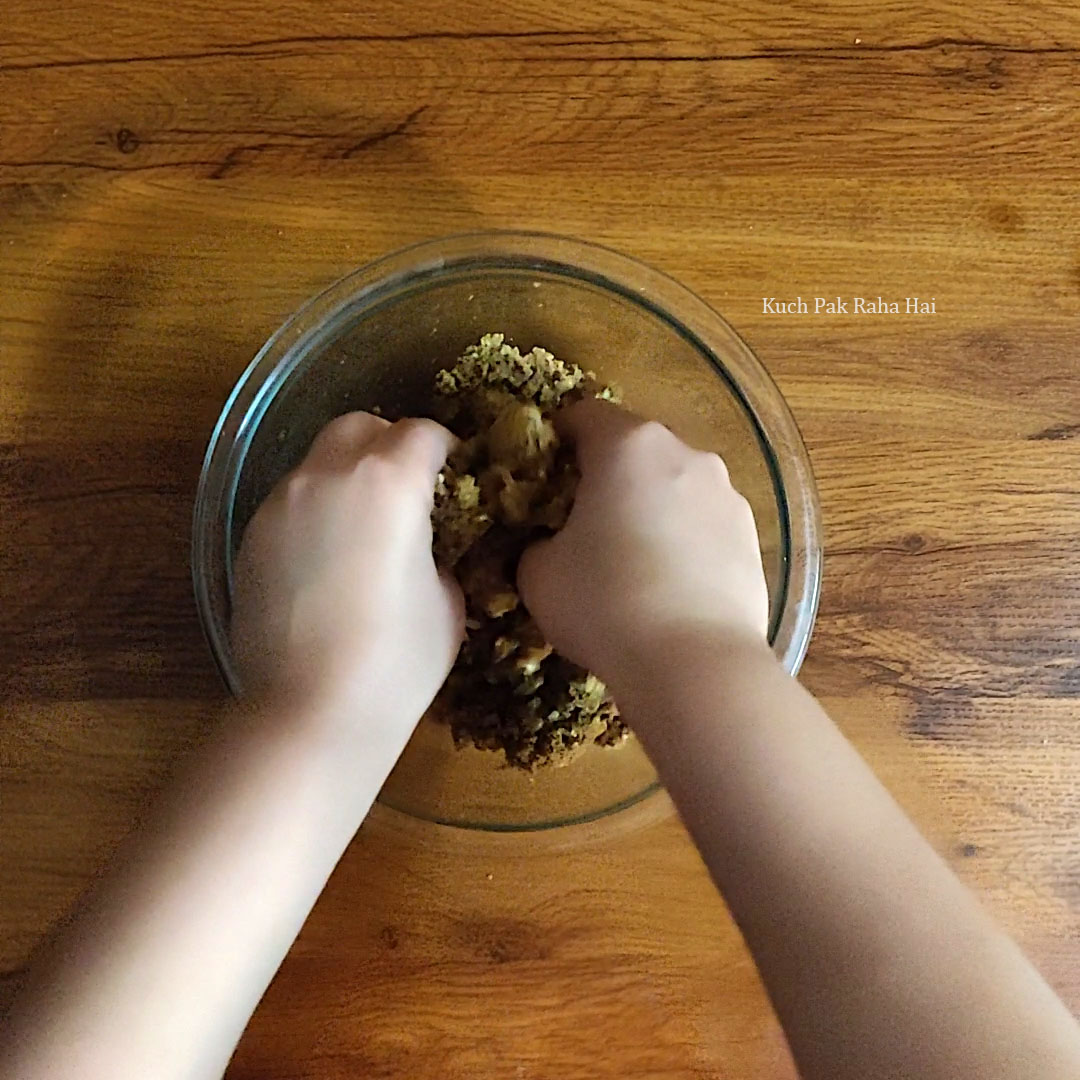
[431,334,625,768]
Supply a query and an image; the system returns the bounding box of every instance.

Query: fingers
[555,397,643,442]
[304,414,457,495]
[304,411,390,471]
[556,398,679,474]
[375,417,458,483]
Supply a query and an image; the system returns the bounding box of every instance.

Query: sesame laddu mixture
[430,334,625,769]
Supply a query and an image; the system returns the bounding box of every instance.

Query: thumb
[516,534,559,622]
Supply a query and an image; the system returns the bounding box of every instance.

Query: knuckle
[316,411,363,444]
[283,470,310,501]
[698,450,731,483]
[392,416,432,439]
[308,411,384,459]
[622,420,675,458]
[394,416,451,457]
[636,419,672,445]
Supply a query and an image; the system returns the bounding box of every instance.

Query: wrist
[237,680,419,775]
[238,637,444,742]
[609,618,776,686]
[606,621,784,738]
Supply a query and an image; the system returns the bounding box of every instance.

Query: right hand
[517,400,771,688]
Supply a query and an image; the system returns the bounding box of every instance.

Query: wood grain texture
[1,1,1078,1076]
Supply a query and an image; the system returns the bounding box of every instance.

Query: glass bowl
[192,232,821,831]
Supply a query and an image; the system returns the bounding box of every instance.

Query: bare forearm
[616,633,1080,1080]
[1,698,404,1080]
[1,414,462,1080]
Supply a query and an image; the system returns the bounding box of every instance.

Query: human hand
[517,400,770,689]
[231,413,464,735]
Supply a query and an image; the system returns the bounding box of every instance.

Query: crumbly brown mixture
[431,333,626,769]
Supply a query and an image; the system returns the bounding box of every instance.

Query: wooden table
[3,3,1079,1076]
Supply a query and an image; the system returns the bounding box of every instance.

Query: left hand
[230,412,464,739]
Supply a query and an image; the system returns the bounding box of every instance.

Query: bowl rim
[192,230,823,827]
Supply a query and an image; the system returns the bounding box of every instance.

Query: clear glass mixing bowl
[192,232,821,831]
